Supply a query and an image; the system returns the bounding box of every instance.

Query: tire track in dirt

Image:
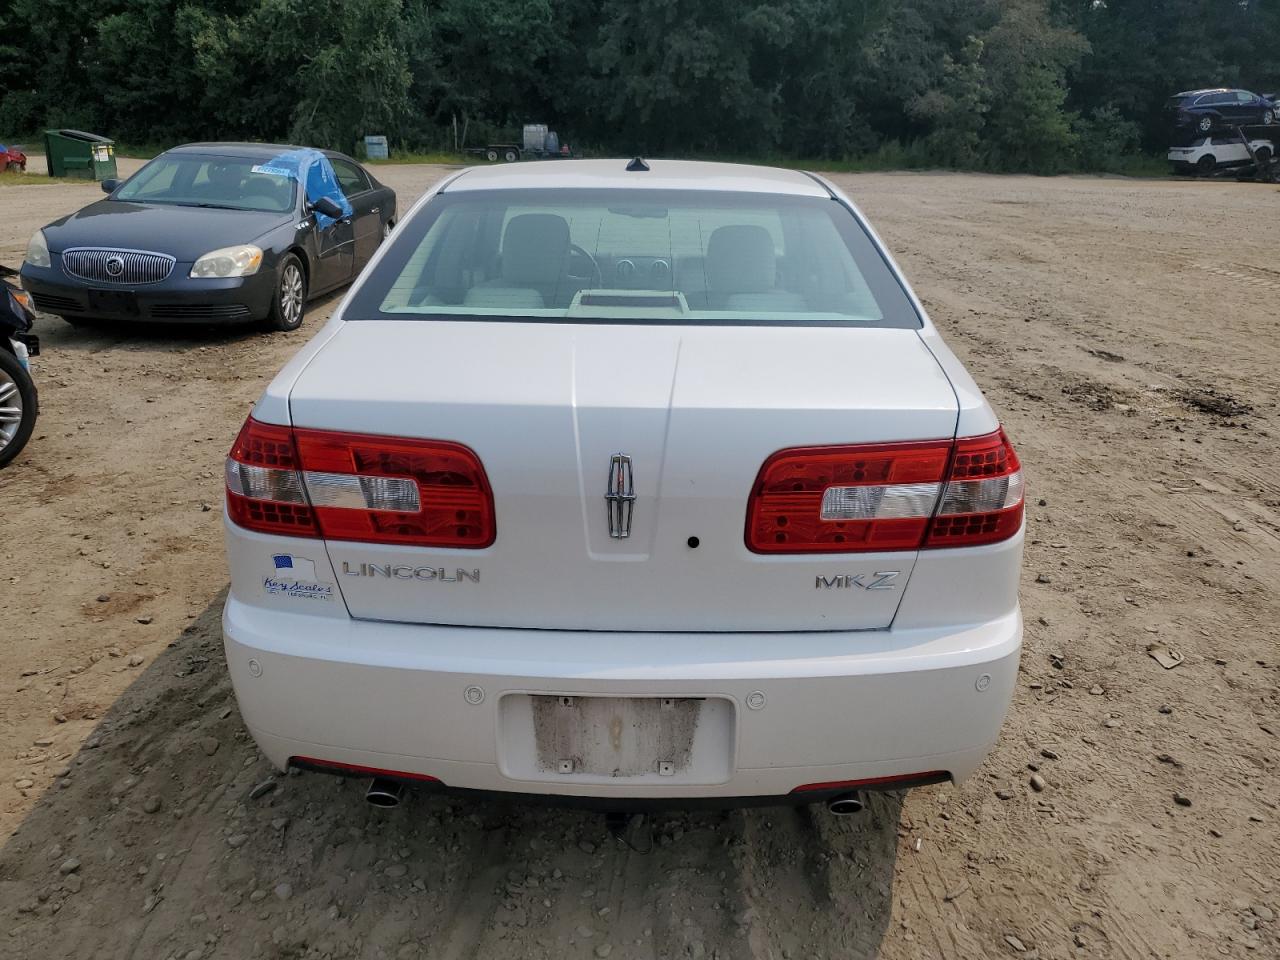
[1193,261,1280,292]
[436,823,513,960]
[596,828,662,960]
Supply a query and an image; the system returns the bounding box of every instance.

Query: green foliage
[586,0,787,154]
[0,0,1274,172]
[980,0,1087,173]
[1073,106,1141,172]
[909,36,990,167]
[288,0,413,153]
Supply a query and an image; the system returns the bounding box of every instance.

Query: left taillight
[293,428,495,548]
[225,417,495,548]
[225,418,319,536]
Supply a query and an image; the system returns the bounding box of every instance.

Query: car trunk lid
[286,320,959,631]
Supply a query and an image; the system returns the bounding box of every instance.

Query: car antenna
[626,157,650,172]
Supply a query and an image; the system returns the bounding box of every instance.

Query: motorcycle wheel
[0,347,38,468]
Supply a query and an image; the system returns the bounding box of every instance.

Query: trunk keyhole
[687,536,700,549]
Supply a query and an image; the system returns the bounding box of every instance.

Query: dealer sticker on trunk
[263,554,335,602]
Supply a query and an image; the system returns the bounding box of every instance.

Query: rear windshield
[114,153,297,213]
[346,188,921,327]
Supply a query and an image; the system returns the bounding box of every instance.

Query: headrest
[208,163,242,187]
[242,174,291,204]
[501,213,570,284]
[706,225,776,294]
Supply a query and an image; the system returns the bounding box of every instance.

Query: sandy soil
[0,164,1277,960]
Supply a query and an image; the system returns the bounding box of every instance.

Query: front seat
[705,224,806,312]
[201,162,244,203]
[240,174,293,212]
[464,213,570,308]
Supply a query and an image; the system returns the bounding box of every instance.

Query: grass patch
[108,142,167,159]
[802,152,1171,177]
[1091,153,1170,178]
[0,169,66,186]
[673,143,1172,178]
[1,135,1173,180]
[365,150,471,165]
[373,146,1173,177]
[1,133,159,161]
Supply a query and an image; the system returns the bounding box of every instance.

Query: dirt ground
[0,162,1277,960]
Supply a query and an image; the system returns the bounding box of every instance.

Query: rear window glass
[347,188,920,327]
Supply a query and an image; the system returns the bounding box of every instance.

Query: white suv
[222,160,1024,809]
[1168,135,1274,175]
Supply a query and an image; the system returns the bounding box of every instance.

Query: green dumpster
[43,129,117,180]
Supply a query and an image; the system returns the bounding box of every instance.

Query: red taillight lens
[294,429,495,548]
[225,418,318,536]
[746,440,952,553]
[225,418,495,548]
[923,428,1023,548]
[745,429,1023,554]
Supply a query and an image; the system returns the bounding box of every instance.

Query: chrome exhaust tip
[827,793,864,816]
[366,778,405,808]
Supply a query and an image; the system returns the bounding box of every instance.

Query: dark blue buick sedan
[20,143,396,332]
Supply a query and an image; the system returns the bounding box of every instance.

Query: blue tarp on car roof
[251,149,352,229]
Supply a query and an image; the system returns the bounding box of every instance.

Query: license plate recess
[498,694,735,785]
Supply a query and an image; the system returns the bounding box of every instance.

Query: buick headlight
[190,245,263,279]
[25,230,50,268]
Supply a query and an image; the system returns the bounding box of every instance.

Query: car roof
[445,159,829,197]
[167,142,351,161]
[1174,88,1238,97]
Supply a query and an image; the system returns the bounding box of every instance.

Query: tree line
[1,0,1276,174]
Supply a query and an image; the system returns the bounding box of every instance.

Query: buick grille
[62,248,175,285]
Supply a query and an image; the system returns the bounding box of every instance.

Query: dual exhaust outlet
[363,778,864,816]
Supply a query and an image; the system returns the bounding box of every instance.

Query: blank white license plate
[498,694,735,784]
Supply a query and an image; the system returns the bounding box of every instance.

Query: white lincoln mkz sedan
[222,159,1024,812]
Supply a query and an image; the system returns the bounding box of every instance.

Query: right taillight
[745,428,1023,554]
[225,417,495,548]
[745,439,953,553]
[923,428,1023,548]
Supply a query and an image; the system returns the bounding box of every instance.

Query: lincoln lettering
[342,562,480,583]
[815,572,899,590]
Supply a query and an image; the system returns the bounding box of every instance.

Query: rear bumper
[19,261,275,323]
[222,596,1021,801]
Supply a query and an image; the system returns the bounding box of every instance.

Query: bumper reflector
[290,756,442,783]
[790,770,949,793]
